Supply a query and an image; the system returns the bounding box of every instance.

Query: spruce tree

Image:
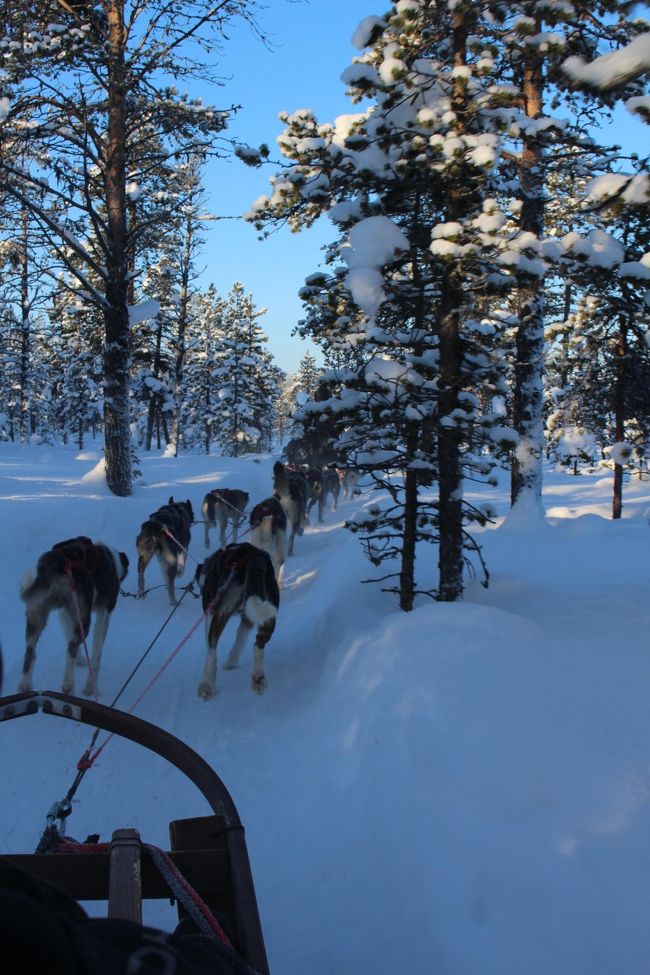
[0,0,263,494]
[246,1,521,606]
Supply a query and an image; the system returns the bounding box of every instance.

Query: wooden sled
[0,689,270,975]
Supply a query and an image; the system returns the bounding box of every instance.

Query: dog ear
[168,495,174,505]
[119,552,129,578]
[193,560,204,585]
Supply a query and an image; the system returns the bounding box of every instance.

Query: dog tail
[20,568,38,601]
[137,522,160,558]
[202,493,217,524]
[244,554,278,624]
[273,461,289,498]
[245,594,277,625]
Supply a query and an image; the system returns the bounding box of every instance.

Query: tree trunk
[437,293,464,602]
[511,31,545,509]
[612,322,627,519]
[19,205,30,443]
[170,212,193,457]
[103,1,132,496]
[145,319,164,451]
[436,11,467,603]
[145,397,155,452]
[399,433,419,611]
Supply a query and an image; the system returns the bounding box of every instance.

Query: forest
[0,1,648,611]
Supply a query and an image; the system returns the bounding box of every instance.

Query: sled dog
[201,488,249,549]
[304,468,324,520]
[340,468,360,500]
[19,536,129,696]
[249,496,288,584]
[136,497,194,605]
[195,542,279,699]
[308,466,341,523]
[273,461,308,556]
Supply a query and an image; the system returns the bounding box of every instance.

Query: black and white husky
[194,542,279,699]
[249,496,287,584]
[136,496,194,605]
[19,536,129,697]
[273,461,308,556]
[201,488,249,549]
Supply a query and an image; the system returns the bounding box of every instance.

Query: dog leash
[66,574,232,777]
[162,526,201,567]
[35,584,197,851]
[120,582,171,599]
[204,493,250,518]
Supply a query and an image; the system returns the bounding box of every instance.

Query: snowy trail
[2,445,650,974]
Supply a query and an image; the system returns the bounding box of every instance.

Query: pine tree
[211,283,280,457]
[246,1,522,607]
[484,1,648,510]
[184,285,226,454]
[0,0,263,494]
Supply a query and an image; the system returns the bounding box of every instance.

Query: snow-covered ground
[1,442,649,975]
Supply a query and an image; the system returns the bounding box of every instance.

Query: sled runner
[0,689,270,975]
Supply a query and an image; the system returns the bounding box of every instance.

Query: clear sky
[196,1,647,376]
[197,0,384,376]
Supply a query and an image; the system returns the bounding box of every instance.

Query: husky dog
[249,496,288,584]
[307,466,341,523]
[136,496,194,605]
[273,461,308,556]
[304,468,324,521]
[340,468,361,500]
[19,536,129,697]
[195,542,279,699]
[201,488,249,550]
[323,466,341,511]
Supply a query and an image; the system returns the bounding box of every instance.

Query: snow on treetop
[626,95,650,120]
[332,112,370,148]
[395,0,421,14]
[619,253,650,280]
[586,173,650,207]
[339,215,409,315]
[431,221,464,239]
[351,15,385,51]
[345,267,386,320]
[379,57,407,85]
[562,34,650,90]
[329,198,364,225]
[341,216,409,270]
[606,441,633,465]
[561,229,625,268]
[341,63,380,89]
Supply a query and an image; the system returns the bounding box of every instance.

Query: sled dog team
[17,462,360,702]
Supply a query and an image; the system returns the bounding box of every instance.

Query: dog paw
[17,679,32,693]
[223,661,238,671]
[82,680,96,697]
[251,672,267,694]
[61,681,74,695]
[197,682,215,701]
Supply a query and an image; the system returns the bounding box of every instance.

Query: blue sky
[196,1,647,375]
[197,0,382,375]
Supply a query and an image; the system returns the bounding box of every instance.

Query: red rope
[55,837,231,946]
[145,843,232,946]
[162,527,200,567]
[82,595,219,771]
